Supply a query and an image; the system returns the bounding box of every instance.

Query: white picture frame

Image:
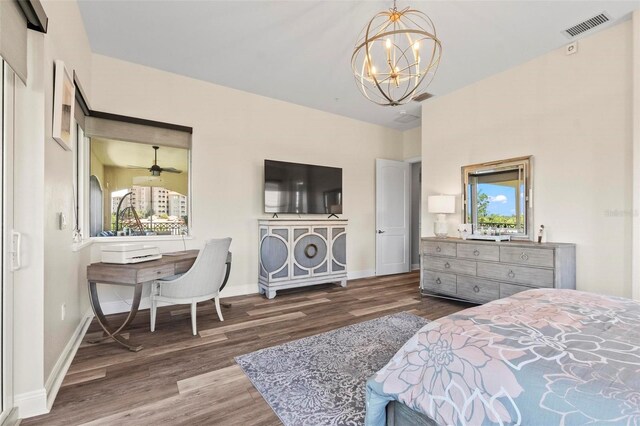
[52,60,75,151]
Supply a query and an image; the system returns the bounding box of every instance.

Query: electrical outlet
[61,304,66,321]
[59,212,67,230]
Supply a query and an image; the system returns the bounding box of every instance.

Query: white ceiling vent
[412,92,434,102]
[394,113,420,124]
[563,12,610,38]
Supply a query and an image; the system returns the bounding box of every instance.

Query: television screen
[264,160,342,214]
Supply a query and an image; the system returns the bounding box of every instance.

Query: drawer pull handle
[473,285,480,293]
[520,253,529,261]
[435,277,442,285]
[473,249,480,256]
[436,246,442,253]
[508,270,515,279]
[157,271,162,274]
[444,262,451,269]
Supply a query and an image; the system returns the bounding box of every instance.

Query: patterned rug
[235,312,429,426]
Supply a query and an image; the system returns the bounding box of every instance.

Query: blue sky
[479,183,518,216]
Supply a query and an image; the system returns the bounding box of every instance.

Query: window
[462,156,532,239]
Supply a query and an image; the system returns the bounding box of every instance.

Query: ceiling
[78,1,640,130]
[91,138,189,172]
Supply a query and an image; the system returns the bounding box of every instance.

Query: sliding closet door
[0,60,16,422]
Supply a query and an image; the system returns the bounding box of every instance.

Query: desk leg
[87,281,144,352]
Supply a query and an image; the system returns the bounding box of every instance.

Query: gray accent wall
[411,162,421,267]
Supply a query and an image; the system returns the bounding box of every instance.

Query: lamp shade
[428,195,455,214]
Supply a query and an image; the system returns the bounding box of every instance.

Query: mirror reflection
[89,138,190,237]
[462,156,532,239]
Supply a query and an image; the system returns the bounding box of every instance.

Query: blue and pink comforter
[365,289,640,425]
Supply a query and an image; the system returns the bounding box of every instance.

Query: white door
[0,61,16,422]
[375,159,411,276]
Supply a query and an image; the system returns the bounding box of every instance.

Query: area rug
[234,312,428,426]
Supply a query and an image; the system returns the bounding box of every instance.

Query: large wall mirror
[462,156,533,239]
[84,113,192,238]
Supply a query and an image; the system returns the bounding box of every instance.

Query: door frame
[0,61,16,423]
[405,157,422,271]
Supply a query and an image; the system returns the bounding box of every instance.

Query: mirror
[462,156,532,239]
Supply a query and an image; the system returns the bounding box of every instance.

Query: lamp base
[434,214,448,238]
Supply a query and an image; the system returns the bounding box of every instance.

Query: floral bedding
[365,289,640,425]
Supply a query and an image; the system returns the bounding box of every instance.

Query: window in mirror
[89,137,190,237]
[462,156,532,239]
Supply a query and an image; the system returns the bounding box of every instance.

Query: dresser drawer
[457,276,499,303]
[423,256,476,275]
[477,262,554,287]
[500,282,531,298]
[422,270,457,296]
[137,264,176,282]
[423,241,456,257]
[457,243,499,261]
[500,246,554,268]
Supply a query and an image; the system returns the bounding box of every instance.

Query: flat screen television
[264,160,342,214]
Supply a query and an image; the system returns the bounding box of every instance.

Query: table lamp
[428,195,455,238]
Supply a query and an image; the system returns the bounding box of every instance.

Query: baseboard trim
[1,407,19,425]
[44,308,94,412]
[411,263,420,271]
[347,269,376,280]
[14,388,47,419]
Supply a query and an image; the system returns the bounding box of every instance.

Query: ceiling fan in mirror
[128,145,182,176]
[128,145,182,187]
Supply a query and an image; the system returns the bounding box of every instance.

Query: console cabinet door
[259,226,291,281]
[330,226,347,274]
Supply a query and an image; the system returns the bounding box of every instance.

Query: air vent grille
[412,92,434,102]
[394,114,420,124]
[564,12,610,37]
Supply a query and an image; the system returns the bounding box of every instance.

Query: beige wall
[41,0,94,396]
[422,21,632,297]
[89,54,403,305]
[90,149,104,186]
[402,126,421,159]
[14,0,94,415]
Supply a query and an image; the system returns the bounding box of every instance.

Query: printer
[101,243,162,264]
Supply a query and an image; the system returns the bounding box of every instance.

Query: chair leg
[150,297,157,332]
[215,296,224,322]
[191,302,197,336]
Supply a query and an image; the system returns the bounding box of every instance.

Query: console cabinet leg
[339,279,347,288]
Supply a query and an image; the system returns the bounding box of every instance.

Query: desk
[87,250,232,351]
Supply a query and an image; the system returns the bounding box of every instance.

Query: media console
[258,219,348,299]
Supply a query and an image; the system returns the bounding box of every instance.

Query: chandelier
[351,1,442,106]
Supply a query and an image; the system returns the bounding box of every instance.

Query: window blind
[85,113,192,149]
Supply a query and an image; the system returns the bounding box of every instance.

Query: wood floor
[23,272,471,426]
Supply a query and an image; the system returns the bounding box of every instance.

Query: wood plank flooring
[23,272,471,426]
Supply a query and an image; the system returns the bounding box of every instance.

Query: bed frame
[385,401,437,426]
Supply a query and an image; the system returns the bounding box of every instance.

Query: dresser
[258,219,347,299]
[421,237,575,303]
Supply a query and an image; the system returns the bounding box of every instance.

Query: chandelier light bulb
[351,1,442,106]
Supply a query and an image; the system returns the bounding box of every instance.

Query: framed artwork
[52,60,75,151]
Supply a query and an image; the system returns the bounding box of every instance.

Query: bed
[365,289,640,425]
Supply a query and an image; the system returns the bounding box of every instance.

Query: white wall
[14,0,94,417]
[402,126,421,160]
[422,20,633,297]
[89,54,403,307]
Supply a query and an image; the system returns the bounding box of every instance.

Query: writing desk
[87,250,232,351]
